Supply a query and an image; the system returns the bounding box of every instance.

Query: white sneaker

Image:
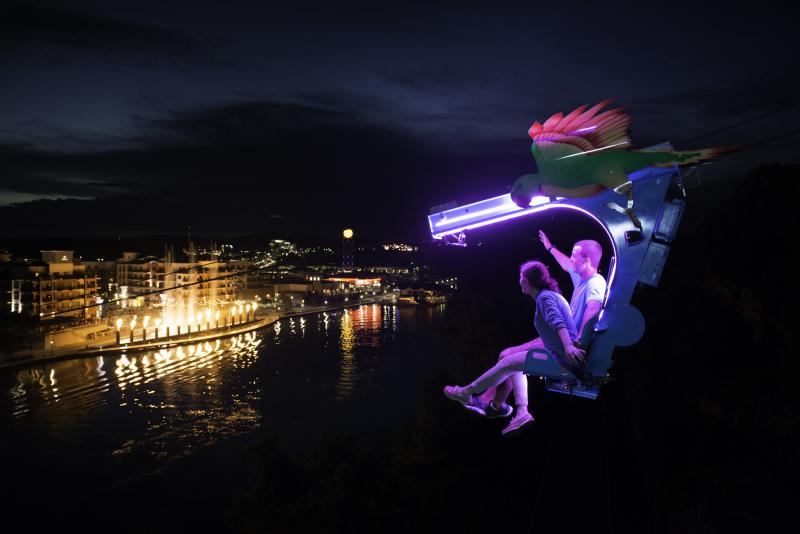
[501,412,535,438]
[443,385,472,404]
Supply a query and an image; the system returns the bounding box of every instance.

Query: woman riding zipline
[443,260,585,437]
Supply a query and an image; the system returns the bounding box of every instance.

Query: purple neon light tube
[428,194,552,236]
[428,195,619,296]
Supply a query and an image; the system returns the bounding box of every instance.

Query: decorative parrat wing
[528,100,632,163]
[513,100,737,230]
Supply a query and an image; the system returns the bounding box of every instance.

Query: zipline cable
[675,104,798,147]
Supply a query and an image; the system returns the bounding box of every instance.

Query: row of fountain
[114,301,259,344]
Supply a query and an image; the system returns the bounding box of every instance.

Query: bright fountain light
[143,315,150,329]
[115,318,123,331]
[155,318,162,327]
[130,318,137,330]
[214,310,220,321]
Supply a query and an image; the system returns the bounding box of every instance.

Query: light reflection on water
[336,309,357,400]
[8,333,263,436]
[1,304,445,498]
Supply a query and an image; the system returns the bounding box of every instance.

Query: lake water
[0,304,450,531]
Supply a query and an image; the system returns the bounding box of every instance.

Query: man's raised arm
[538,230,571,272]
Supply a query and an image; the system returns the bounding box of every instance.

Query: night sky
[2,0,797,239]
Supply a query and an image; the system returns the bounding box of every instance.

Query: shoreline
[0,296,398,371]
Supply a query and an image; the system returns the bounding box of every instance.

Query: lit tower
[342,228,354,273]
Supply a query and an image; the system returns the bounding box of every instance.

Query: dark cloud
[0,1,220,65]
[633,69,798,121]
[0,95,540,238]
[1,143,143,197]
[8,85,797,239]
[0,174,124,198]
[138,99,356,147]
[2,2,796,239]
[385,64,492,94]
[0,121,139,153]
[1,97,533,238]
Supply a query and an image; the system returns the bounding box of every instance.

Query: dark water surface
[1,304,450,531]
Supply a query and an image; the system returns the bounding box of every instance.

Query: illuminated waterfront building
[115,251,237,308]
[267,239,297,258]
[324,276,381,290]
[81,259,116,288]
[2,250,99,322]
[225,259,268,300]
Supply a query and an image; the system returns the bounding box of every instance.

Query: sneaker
[461,396,487,416]
[484,401,513,419]
[460,397,513,419]
[443,385,472,405]
[501,412,535,438]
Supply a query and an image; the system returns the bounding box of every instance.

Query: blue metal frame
[428,162,686,399]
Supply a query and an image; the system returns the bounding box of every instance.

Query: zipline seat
[523,315,605,400]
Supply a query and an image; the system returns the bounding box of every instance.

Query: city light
[21,230,454,355]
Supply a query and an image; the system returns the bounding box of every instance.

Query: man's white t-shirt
[568,268,606,331]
